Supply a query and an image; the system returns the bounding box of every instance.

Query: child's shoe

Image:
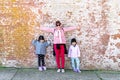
[57,69,61,73]
[39,67,43,71]
[61,69,65,73]
[77,69,81,73]
[73,69,77,72]
[43,66,47,71]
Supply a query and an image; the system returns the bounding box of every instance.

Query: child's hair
[38,35,44,41]
[71,38,77,44]
[56,20,61,26]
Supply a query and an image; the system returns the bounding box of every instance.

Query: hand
[77,26,80,31]
[47,40,51,45]
[34,33,39,40]
[34,37,37,40]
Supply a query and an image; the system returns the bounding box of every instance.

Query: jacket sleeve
[32,40,37,46]
[68,46,72,57]
[77,45,80,57]
[45,40,51,47]
[63,27,77,32]
[40,27,54,33]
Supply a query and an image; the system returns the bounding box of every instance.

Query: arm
[40,27,54,33]
[63,27,77,32]
[45,40,51,47]
[68,46,72,57]
[77,45,80,57]
[63,25,81,32]
[32,40,37,46]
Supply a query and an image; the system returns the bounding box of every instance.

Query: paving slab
[12,69,100,80]
[0,68,17,80]
[1,68,120,80]
[99,73,120,80]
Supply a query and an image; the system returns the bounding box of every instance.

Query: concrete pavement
[0,67,120,80]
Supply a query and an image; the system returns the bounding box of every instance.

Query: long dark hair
[38,35,44,41]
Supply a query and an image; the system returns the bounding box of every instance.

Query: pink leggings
[54,44,65,69]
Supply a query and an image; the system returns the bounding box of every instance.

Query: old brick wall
[0,0,120,70]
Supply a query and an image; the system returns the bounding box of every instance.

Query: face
[40,40,44,43]
[56,21,61,27]
[56,23,61,26]
[72,42,77,46]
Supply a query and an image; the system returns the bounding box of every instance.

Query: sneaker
[39,67,43,71]
[43,66,47,71]
[61,69,65,73]
[77,69,81,73]
[57,69,61,73]
[73,69,77,72]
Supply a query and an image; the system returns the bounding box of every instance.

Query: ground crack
[95,71,103,80]
[10,68,19,80]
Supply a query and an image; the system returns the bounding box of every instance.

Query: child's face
[40,40,44,43]
[72,42,76,46]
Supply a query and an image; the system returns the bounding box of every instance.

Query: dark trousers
[38,54,45,67]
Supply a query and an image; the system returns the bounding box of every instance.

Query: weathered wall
[0,0,120,70]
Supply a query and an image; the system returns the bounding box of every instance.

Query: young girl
[68,38,81,73]
[40,20,80,73]
[32,35,51,71]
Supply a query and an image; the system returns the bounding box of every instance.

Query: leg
[38,55,41,67]
[38,54,42,71]
[41,55,46,70]
[60,45,65,73]
[54,44,60,69]
[75,58,81,73]
[41,55,45,66]
[71,58,75,70]
[76,58,80,70]
[60,45,65,69]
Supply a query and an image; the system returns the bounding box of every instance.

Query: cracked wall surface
[0,0,120,70]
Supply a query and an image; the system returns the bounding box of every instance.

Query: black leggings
[38,54,45,67]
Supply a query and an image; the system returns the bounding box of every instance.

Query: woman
[40,20,80,73]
